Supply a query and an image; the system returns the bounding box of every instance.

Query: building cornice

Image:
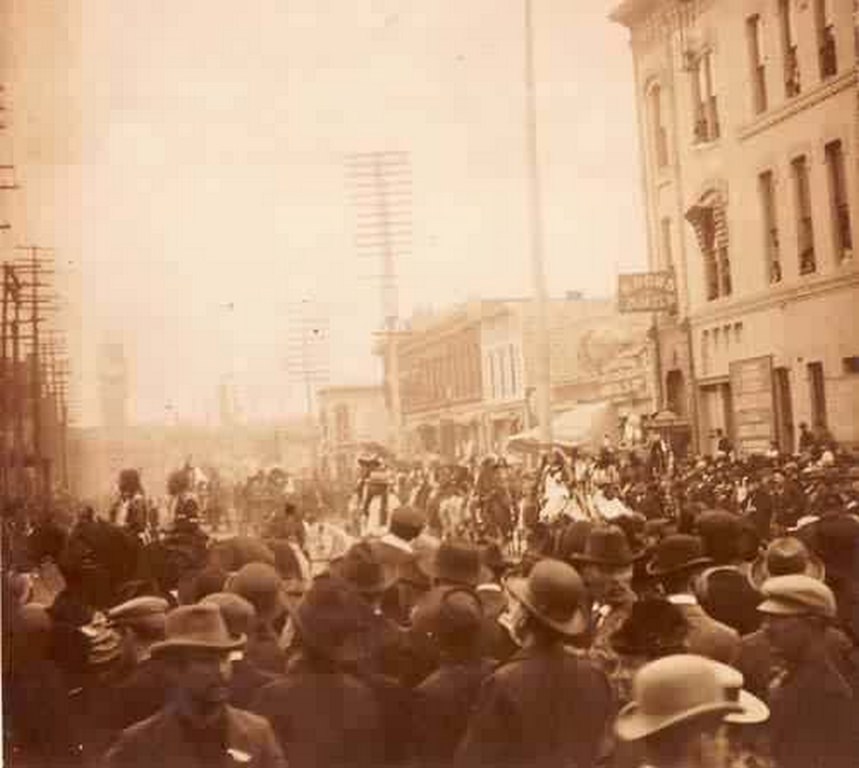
[738,70,857,142]
[689,266,859,327]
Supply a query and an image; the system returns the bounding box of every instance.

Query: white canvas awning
[505,401,618,453]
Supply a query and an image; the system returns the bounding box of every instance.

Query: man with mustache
[104,603,286,768]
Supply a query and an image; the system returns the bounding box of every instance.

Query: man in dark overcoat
[103,603,286,768]
[455,559,613,768]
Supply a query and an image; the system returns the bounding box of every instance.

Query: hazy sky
[14,0,645,426]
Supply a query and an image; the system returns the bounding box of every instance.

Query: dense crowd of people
[3,431,859,768]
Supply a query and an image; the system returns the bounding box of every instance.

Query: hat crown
[652,535,707,572]
[525,560,584,623]
[584,526,634,565]
[435,541,481,584]
[765,537,810,576]
[635,655,725,717]
[230,562,281,598]
[760,574,836,618]
[336,542,387,592]
[164,603,234,647]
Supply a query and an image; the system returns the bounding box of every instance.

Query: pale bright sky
[12,0,645,426]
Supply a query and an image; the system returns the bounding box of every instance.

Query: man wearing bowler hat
[104,603,286,768]
[757,575,859,768]
[571,525,641,653]
[614,654,765,768]
[455,559,613,768]
[648,534,739,664]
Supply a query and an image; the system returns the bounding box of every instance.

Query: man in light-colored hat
[615,654,764,768]
[456,559,613,768]
[104,596,172,735]
[104,603,286,768]
[757,575,859,768]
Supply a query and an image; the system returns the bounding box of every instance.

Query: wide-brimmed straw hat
[748,537,825,591]
[615,655,744,741]
[505,558,588,637]
[150,603,245,657]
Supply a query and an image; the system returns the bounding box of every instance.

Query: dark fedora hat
[749,536,825,590]
[647,535,712,578]
[505,558,588,637]
[610,597,689,657]
[290,575,372,664]
[329,541,397,596]
[571,525,643,568]
[150,603,245,658]
[421,540,492,587]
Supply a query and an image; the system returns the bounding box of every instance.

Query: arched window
[687,189,731,300]
[647,82,669,168]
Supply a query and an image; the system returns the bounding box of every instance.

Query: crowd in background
[3,424,859,768]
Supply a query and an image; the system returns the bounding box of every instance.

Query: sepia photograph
[1,1,858,767]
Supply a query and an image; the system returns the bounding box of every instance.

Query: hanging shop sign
[618,271,677,313]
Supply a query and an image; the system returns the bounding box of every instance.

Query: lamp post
[524,0,552,447]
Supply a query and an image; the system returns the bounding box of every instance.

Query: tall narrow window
[509,344,518,397]
[702,330,710,375]
[660,217,674,271]
[825,140,853,262]
[648,84,669,168]
[758,170,782,283]
[687,191,731,300]
[747,15,768,113]
[815,0,837,78]
[691,51,720,143]
[779,0,801,96]
[792,155,816,274]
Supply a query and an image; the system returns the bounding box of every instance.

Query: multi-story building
[395,296,653,458]
[317,385,389,482]
[612,0,858,454]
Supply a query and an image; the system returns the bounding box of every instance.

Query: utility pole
[13,246,55,498]
[524,0,552,446]
[285,299,330,418]
[346,151,411,458]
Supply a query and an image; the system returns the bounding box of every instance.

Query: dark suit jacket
[251,663,386,768]
[734,627,857,702]
[107,657,171,733]
[454,645,613,768]
[769,654,859,768]
[413,658,497,768]
[103,704,286,768]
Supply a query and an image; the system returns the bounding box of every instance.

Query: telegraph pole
[346,151,411,457]
[524,0,552,447]
[13,245,55,497]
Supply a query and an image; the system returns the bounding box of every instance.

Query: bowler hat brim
[150,633,246,658]
[422,559,494,587]
[505,576,587,637]
[570,550,645,568]
[615,699,743,742]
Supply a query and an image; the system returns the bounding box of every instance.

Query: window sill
[738,69,857,141]
[691,138,720,151]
